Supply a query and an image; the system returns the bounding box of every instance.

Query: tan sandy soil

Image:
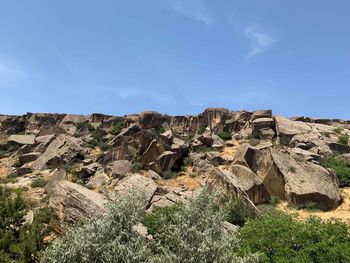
[276,188,350,224]
[158,168,201,191]
[0,166,8,178]
[220,140,241,162]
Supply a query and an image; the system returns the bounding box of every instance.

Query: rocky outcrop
[7,135,35,145]
[254,148,341,210]
[32,134,83,170]
[48,180,107,223]
[105,160,133,178]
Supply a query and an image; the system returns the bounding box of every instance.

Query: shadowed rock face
[0,108,349,221]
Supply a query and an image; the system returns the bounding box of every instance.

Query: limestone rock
[86,170,110,189]
[114,173,157,203]
[8,135,35,145]
[18,152,41,165]
[275,116,312,138]
[32,134,83,170]
[48,180,107,223]
[106,160,133,178]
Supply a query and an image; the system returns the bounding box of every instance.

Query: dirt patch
[221,141,240,162]
[158,171,201,191]
[0,166,8,178]
[276,188,350,224]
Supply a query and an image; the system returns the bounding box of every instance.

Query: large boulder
[275,116,312,138]
[141,139,165,167]
[86,170,110,189]
[105,160,133,178]
[114,173,157,203]
[32,134,83,170]
[251,118,275,135]
[7,135,35,145]
[251,110,272,121]
[255,148,341,210]
[46,169,107,223]
[18,152,41,165]
[229,165,270,204]
[152,151,178,174]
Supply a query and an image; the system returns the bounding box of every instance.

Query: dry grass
[158,169,201,191]
[220,141,240,162]
[276,188,350,224]
[0,166,8,178]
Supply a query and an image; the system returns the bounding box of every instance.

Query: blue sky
[0,1,349,119]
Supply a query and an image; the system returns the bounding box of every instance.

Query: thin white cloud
[245,26,276,58]
[171,0,214,26]
[0,60,25,81]
[108,88,175,105]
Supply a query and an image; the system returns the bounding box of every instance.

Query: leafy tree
[319,156,350,187]
[239,213,350,263]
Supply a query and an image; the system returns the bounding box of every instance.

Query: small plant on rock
[31,177,48,188]
[218,131,232,141]
[338,134,350,145]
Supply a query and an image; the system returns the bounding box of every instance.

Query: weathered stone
[212,134,224,148]
[255,148,341,210]
[251,110,272,121]
[153,151,178,174]
[141,139,165,166]
[114,173,157,203]
[146,170,161,180]
[86,170,110,189]
[7,135,35,145]
[80,162,102,178]
[275,116,312,138]
[105,160,133,178]
[251,118,275,134]
[329,143,350,154]
[18,152,41,165]
[47,180,107,223]
[290,148,320,162]
[259,128,275,140]
[32,134,83,170]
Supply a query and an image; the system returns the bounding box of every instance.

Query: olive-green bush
[239,213,350,263]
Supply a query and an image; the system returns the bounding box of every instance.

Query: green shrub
[161,170,178,179]
[143,205,183,236]
[288,166,296,173]
[148,191,260,263]
[218,131,232,141]
[0,187,53,262]
[197,125,207,135]
[338,134,350,145]
[43,193,151,263]
[43,191,259,263]
[296,201,319,211]
[132,162,143,172]
[110,122,125,136]
[239,213,350,263]
[279,136,291,146]
[159,127,166,134]
[98,141,110,151]
[0,173,18,184]
[223,197,257,227]
[319,156,350,187]
[248,138,260,146]
[334,127,343,134]
[269,196,280,206]
[247,132,260,140]
[31,177,48,188]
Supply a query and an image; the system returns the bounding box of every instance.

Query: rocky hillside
[1,108,350,225]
